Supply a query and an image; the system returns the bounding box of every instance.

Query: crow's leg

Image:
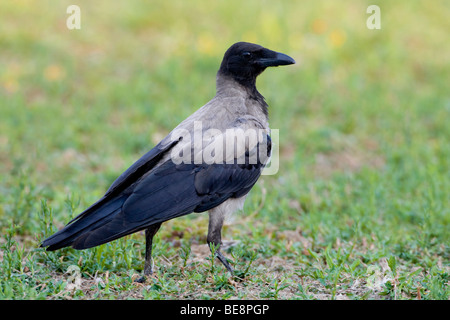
[207,211,234,274]
[135,223,161,283]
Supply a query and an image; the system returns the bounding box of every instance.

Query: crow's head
[218,42,295,88]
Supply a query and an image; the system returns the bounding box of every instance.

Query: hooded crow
[41,42,295,281]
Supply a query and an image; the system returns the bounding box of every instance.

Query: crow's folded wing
[42,128,271,250]
[67,131,271,249]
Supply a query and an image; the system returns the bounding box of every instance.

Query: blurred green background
[0,0,448,299]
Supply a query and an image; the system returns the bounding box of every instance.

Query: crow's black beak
[257,50,296,67]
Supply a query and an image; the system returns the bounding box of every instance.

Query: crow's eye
[242,51,252,59]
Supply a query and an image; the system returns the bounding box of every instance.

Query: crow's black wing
[64,133,271,249]
[42,133,271,250]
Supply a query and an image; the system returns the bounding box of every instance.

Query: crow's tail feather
[40,194,128,251]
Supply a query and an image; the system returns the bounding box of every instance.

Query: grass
[0,0,449,300]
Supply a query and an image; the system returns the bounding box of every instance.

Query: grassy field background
[1,0,449,300]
